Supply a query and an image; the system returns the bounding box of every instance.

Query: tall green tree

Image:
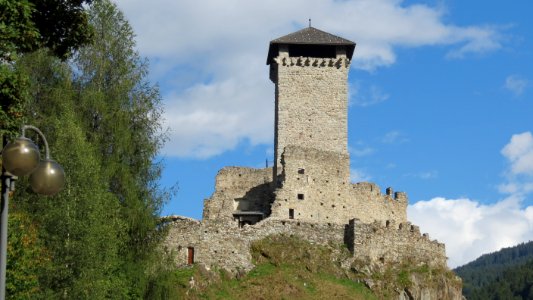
[73,1,167,295]
[6,0,169,298]
[13,50,127,298]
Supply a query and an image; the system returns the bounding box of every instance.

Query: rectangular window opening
[289,209,294,219]
[187,247,195,265]
[297,193,304,200]
[298,168,305,174]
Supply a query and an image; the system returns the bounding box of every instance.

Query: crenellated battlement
[273,56,351,68]
[347,219,447,268]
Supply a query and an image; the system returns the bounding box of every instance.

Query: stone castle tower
[197,26,407,227]
[163,27,453,291]
[267,27,355,180]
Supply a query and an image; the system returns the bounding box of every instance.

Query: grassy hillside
[158,235,376,299]
[151,234,459,299]
[454,240,533,299]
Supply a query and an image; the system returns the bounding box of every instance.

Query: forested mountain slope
[454,241,533,299]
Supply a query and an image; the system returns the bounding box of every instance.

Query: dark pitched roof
[271,26,355,45]
[267,26,356,64]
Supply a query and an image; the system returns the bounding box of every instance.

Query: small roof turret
[267,26,356,65]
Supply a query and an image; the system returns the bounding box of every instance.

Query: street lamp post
[0,125,65,300]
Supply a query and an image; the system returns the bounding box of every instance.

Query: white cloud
[404,170,438,180]
[381,130,409,144]
[445,25,502,59]
[504,75,528,96]
[349,146,375,157]
[409,196,533,268]
[351,168,372,183]
[162,76,273,158]
[409,132,533,268]
[501,131,533,176]
[115,0,503,158]
[350,82,390,107]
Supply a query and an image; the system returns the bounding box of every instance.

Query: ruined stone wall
[202,167,273,222]
[272,49,350,175]
[164,217,345,272]
[348,182,408,224]
[348,219,447,268]
[163,216,446,274]
[270,146,407,225]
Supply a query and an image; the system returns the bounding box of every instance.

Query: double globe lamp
[1,125,65,300]
[2,125,65,194]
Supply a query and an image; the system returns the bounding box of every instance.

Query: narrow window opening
[187,247,195,265]
[289,209,294,219]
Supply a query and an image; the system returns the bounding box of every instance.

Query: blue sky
[114,0,533,267]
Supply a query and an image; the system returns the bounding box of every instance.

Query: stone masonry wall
[348,219,447,268]
[349,182,408,224]
[164,217,345,272]
[270,146,407,225]
[202,167,273,223]
[163,216,447,274]
[272,49,350,176]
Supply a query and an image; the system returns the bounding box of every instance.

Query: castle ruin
[164,26,449,278]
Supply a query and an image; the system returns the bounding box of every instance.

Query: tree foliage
[1,0,93,138]
[0,0,93,61]
[6,210,50,298]
[4,0,172,298]
[455,240,533,299]
[465,259,533,300]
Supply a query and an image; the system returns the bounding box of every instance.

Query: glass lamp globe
[1,137,40,176]
[29,159,65,196]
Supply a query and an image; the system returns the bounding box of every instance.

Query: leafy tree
[12,50,127,298]
[456,241,533,299]
[0,63,29,135]
[73,1,167,295]
[6,210,51,298]
[0,0,93,61]
[3,0,172,297]
[1,0,93,137]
